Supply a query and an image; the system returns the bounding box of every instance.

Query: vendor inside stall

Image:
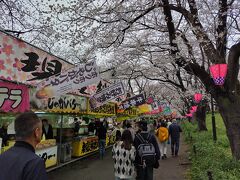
[42,119,53,139]
[73,118,80,136]
[0,122,9,147]
[88,119,95,136]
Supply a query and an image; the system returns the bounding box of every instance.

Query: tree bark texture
[217,96,240,160]
[196,105,208,131]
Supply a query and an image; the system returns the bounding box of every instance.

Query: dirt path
[154,136,191,180]
[48,136,190,180]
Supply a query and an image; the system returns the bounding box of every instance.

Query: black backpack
[136,133,156,167]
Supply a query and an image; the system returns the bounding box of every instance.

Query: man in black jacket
[0,112,48,180]
[134,120,160,180]
[96,121,107,159]
[169,119,182,157]
[42,119,53,139]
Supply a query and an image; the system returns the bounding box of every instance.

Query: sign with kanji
[0,82,30,112]
[30,88,87,113]
[118,93,145,110]
[89,82,125,109]
[0,30,73,85]
[37,61,100,96]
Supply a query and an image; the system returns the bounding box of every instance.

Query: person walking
[169,119,182,157]
[156,121,169,159]
[0,112,48,180]
[134,120,160,180]
[112,129,136,180]
[97,121,107,159]
[126,122,136,141]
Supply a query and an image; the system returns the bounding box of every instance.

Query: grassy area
[182,113,240,180]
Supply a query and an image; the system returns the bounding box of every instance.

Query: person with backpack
[134,120,160,180]
[169,119,182,157]
[156,121,169,159]
[112,129,136,180]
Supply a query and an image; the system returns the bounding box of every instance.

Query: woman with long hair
[112,129,136,180]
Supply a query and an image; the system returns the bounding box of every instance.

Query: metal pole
[58,114,63,164]
[211,94,217,142]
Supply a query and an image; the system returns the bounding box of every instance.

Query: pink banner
[0,82,30,112]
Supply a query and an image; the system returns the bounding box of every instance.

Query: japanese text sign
[88,103,116,115]
[118,93,145,110]
[47,95,87,113]
[90,82,125,109]
[0,82,30,112]
[30,88,87,113]
[0,30,73,85]
[37,61,100,96]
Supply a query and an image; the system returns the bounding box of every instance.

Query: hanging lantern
[209,64,228,85]
[194,93,203,103]
[186,113,192,117]
[191,106,198,112]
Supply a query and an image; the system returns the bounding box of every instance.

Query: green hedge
[182,113,240,180]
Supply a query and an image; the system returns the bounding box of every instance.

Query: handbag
[153,160,159,169]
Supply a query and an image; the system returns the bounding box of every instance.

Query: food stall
[0,81,30,153]
[30,87,89,163]
[72,103,116,157]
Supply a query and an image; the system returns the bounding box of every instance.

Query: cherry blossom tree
[47,0,240,159]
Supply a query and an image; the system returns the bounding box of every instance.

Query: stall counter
[72,133,116,157]
[0,139,58,169]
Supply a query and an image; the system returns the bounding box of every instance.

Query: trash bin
[58,142,72,163]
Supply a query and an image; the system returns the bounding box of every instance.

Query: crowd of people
[0,112,182,180]
[111,117,183,180]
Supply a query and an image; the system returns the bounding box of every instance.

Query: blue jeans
[98,139,106,158]
[171,138,180,155]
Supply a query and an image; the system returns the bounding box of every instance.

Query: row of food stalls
[0,81,140,168]
[0,29,174,170]
[0,80,174,170]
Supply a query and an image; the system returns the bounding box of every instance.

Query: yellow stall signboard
[88,103,116,116]
[72,136,99,157]
[36,145,58,168]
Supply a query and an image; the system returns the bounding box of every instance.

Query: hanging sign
[145,101,162,115]
[37,61,100,97]
[88,103,116,116]
[30,87,87,113]
[0,30,73,85]
[89,82,125,109]
[0,82,30,112]
[118,93,145,110]
[117,107,138,116]
[47,95,87,113]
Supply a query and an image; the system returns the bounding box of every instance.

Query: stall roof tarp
[0,30,73,86]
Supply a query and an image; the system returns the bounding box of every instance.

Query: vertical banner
[0,30,73,85]
[37,61,100,97]
[0,82,30,112]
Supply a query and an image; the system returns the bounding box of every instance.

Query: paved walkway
[48,137,190,180]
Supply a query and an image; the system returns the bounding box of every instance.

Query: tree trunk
[217,96,240,160]
[196,105,208,131]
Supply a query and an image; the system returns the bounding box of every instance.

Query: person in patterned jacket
[112,129,136,180]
